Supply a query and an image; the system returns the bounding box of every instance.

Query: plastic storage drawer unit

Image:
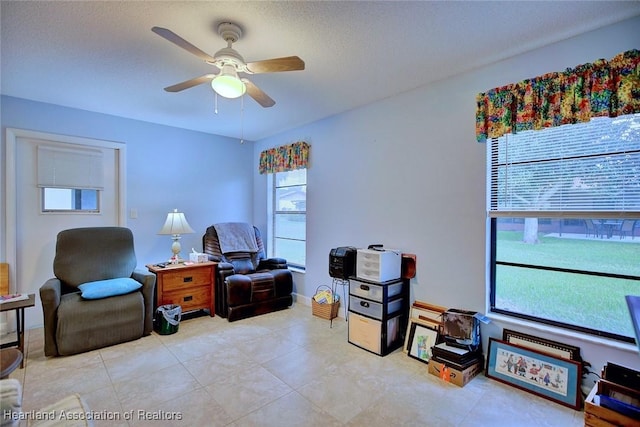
[347,276,407,356]
[356,249,402,282]
[349,295,403,319]
[348,312,402,355]
[349,279,403,302]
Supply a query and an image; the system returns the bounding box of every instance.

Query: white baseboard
[293,292,312,306]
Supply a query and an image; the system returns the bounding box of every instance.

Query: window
[37,144,103,213]
[42,188,100,212]
[272,168,306,268]
[488,114,640,343]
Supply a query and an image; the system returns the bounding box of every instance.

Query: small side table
[146,262,216,317]
[0,293,35,368]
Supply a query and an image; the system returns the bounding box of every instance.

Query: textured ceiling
[2,1,639,141]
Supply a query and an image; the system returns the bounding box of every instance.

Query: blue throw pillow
[78,278,142,300]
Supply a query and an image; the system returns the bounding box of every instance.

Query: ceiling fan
[152,22,305,108]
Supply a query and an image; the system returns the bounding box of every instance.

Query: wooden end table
[146,262,216,317]
[0,293,35,368]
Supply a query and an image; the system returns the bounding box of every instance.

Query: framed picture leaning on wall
[486,338,582,410]
[502,329,581,361]
[407,322,439,364]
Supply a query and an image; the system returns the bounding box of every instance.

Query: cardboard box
[428,358,483,387]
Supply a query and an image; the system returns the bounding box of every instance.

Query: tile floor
[9,304,586,426]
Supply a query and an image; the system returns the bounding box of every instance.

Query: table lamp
[158,209,194,263]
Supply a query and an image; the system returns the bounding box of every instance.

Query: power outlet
[130,208,138,219]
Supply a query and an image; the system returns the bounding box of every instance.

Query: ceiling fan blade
[164,74,216,92]
[242,79,275,108]
[152,27,217,63]
[245,56,305,74]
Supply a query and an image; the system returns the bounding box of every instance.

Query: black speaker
[329,246,357,279]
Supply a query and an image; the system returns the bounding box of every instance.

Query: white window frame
[269,169,306,269]
[41,187,101,213]
[487,114,640,343]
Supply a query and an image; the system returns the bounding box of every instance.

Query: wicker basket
[312,298,340,320]
[312,285,340,320]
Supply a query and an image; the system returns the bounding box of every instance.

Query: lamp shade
[158,209,194,235]
[211,64,246,99]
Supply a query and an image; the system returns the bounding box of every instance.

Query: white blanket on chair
[214,222,259,254]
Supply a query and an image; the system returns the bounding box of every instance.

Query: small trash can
[154,304,182,335]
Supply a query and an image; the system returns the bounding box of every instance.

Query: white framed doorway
[3,128,126,330]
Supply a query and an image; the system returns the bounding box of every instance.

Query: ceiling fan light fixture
[153,24,302,107]
[211,64,246,99]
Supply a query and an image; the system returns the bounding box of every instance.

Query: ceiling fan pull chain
[214,92,219,114]
[240,94,245,144]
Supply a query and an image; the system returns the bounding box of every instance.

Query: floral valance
[475,49,640,142]
[259,141,310,174]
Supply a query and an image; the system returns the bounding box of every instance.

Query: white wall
[1,96,254,328]
[254,16,640,379]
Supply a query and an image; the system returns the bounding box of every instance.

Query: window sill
[289,266,305,274]
[486,312,638,354]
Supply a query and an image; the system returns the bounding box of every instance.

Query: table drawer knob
[183,277,193,283]
[183,295,193,302]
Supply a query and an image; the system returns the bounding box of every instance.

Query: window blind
[37,145,104,190]
[487,114,640,218]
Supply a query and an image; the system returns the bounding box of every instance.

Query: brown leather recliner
[203,223,293,321]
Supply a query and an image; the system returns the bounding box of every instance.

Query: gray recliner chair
[40,227,156,357]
